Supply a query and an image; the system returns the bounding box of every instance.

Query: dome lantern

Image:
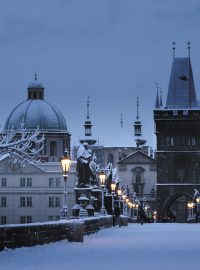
[27,73,44,100]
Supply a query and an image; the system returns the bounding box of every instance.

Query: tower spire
[172,42,176,59]
[87,96,90,120]
[136,96,139,120]
[155,83,160,108]
[133,97,146,148]
[35,72,37,81]
[187,41,191,58]
[120,113,123,127]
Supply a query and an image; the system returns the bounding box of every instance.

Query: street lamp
[60,149,71,219]
[122,194,126,215]
[99,170,107,215]
[111,182,116,214]
[117,188,122,208]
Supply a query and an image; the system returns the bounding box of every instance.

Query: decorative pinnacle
[160,87,163,107]
[155,82,160,108]
[87,96,90,120]
[35,72,37,81]
[187,41,191,58]
[120,113,123,127]
[136,97,139,120]
[172,42,176,58]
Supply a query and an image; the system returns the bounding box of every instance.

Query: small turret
[80,96,97,145]
[133,97,146,148]
[27,73,44,100]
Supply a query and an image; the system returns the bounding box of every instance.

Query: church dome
[4,77,68,132]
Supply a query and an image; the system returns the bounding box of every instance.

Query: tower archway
[160,191,193,222]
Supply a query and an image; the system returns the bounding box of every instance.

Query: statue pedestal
[73,187,94,217]
[91,186,102,212]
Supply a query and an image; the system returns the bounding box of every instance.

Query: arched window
[132,167,145,196]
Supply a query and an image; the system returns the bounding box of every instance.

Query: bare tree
[0,127,44,166]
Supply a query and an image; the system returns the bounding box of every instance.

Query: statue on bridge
[76,142,98,188]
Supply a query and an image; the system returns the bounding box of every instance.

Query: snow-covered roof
[104,126,134,147]
[28,81,44,89]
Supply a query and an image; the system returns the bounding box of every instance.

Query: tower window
[192,136,196,146]
[85,127,91,136]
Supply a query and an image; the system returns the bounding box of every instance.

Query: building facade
[0,156,76,225]
[118,150,157,208]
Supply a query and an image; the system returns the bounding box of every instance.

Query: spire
[87,96,90,120]
[133,97,146,148]
[136,97,139,119]
[160,87,163,107]
[35,72,37,81]
[133,97,142,137]
[187,41,191,58]
[172,42,176,59]
[120,113,123,127]
[155,83,160,108]
[80,96,97,145]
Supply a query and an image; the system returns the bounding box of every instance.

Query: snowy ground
[1,223,200,270]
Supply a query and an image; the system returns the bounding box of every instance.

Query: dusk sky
[1,0,200,149]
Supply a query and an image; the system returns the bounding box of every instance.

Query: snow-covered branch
[0,128,44,166]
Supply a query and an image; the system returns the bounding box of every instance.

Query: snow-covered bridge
[1,223,200,270]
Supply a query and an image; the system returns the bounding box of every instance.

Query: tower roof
[166,57,198,109]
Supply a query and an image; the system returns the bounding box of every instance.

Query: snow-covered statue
[89,153,99,186]
[193,189,200,200]
[77,142,92,187]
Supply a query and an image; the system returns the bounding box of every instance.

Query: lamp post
[187,202,192,220]
[60,149,71,219]
[99,170,107,215]
[111,182,116,214]
[122,194,126,215]
[117,189,122,209]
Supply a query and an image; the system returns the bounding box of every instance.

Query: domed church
[4,75,71,162]
[0,76,75,225]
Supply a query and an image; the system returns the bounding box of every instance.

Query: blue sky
[0,0,200,149]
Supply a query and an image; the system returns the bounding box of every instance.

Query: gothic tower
[154,43,200,222]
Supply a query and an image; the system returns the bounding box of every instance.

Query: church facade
[0,77,76,225]
[154,47,200,222]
